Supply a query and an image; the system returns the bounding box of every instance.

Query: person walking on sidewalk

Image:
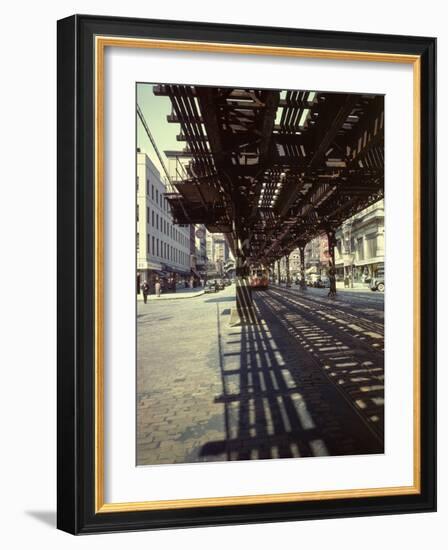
[155,278,161,298]
[141,280,150,304]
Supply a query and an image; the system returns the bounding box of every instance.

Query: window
[136,204,139,222]
[336,239,342,256]
[151,184,154,200]
[136,176,139,191]
[151,210,154,227]
[146,179,149,196]
[365,233,377,259]
[156,214,159,230]
[152,236,155,256]
[357,237,364,261]
[136,233,139,253]
[156,239,159,257]
[156,189,159,203]
[147,234,150,253]
[146,207,149,225]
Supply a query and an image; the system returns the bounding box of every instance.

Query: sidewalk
[137,287,204,301]
[335,281,373,293]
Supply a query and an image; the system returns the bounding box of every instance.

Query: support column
[299,244,307,289]
[326,228,337,296]
[230,230,257,325]
[285,254,291,288]
[277,260,281,286]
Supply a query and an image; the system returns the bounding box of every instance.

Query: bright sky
[136,83,181,181]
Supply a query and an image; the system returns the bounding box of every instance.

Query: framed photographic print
[57,14,436,534]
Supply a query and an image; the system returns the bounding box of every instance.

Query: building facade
[274,200,384,284]
[206,232,229,276]
[334,199,384,282]
[136,152,192,292]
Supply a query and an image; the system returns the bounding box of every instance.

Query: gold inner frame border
[94,36,421,513]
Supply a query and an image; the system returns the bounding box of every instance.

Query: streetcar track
[275,286,384,325]
[270,290,384,351]
[254,290,384,440]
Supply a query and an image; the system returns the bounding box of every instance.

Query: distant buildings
[191,224,208,277]
[277,199,384,283]
[136,152,192,291]
[206,233,230,276]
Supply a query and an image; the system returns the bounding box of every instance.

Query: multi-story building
[334,199,384,281]
[304,235,328,275]
[194,225,208,273]
[206,232,229,276]
[136,152,192,292]
[289,249,302,278]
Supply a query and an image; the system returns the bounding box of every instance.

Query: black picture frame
[57,14,436,534]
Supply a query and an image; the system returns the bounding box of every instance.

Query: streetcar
[249,266,269,289]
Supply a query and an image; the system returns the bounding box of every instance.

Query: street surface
[137,284,384,465]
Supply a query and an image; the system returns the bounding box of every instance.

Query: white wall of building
[137,152,191,278]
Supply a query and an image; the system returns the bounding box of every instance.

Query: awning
[161,264,191,276]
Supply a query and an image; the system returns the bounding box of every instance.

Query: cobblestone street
[137,284,384,465]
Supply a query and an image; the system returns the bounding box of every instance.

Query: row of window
[136,205,189,247]
[136,176,170,213]
[137,233,189,265]
[336,234,378,261]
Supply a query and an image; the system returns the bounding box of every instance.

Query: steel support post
[299,245,307,289]
[326,229,337,296]
[285,255,291,287]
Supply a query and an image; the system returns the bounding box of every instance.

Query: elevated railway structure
[152,85,384,321]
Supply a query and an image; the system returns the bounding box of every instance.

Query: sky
[136,83,182,181]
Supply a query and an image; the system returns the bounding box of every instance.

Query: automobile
[370,269,385,292]
[313,277,326,288]
[223,278,232,286]
[216,279,225,290]
[204,281,218,293]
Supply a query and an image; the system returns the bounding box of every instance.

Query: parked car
[216,279,225,290]
[204,281,218,293]
[313,277,327,288]
[370,269,385,292]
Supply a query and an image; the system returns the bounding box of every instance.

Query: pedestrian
[141,280,150,304]
[155,278,161,297]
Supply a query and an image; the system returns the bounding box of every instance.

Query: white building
[136,152,191,291]
[335,199,385,281]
